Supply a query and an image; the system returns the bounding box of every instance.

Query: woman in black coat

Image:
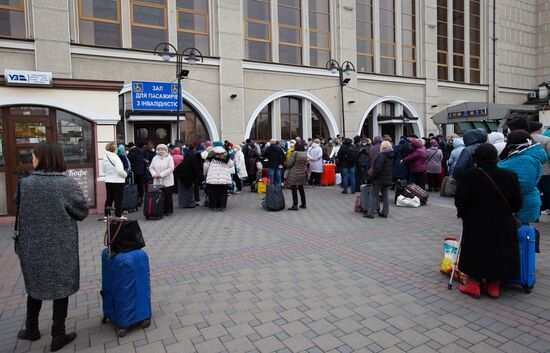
[455,143,522,299]
[174,145,202,208]
[364,141,394,219]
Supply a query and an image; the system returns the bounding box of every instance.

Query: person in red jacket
[400,138,427,189]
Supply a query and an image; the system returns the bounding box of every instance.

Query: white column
[167,0,177,45]
[273,99,281,139]
[302,0,310,66]
[121,0,131,48]
[373,0,380,73]
[303,99,311,140]
[395,0,403,76]
[372,104,380,137]
[271,0,279,62]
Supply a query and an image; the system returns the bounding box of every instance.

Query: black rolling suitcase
[121,172,139,212]
[143,185,164,219]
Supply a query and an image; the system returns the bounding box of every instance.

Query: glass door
[4,106,54,215]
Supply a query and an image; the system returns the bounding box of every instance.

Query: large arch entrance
[357,96,424,141]
[245,90,339,142]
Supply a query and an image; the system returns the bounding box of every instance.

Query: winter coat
[263,144,286,169]
[337,141,358,169]
[245,143,260,179]
[172,148,184,168]
[393,140,408,179]
[285,151,308,186]
[371,149,395,186]
[204,147,234,185]
[531,133,550,176]
[127,147,146,176]
[15,171,89,300]
[368,136,383,168]
[455,164,521,281]
[402,139,427,173]
[425,147,443,174]
[452,129,487,181]
[174,150,202,188]
[488,132,506,156]
[357,145,370,169]
[498,144,547,223]
[150,154,175,187]
[307,143,323,173]
[447,138,465,175]
[234,150,248,179]
[102,151,127,183]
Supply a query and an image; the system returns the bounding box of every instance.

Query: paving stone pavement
[0,186,549,353]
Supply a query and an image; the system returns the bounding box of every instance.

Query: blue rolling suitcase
[101,248,152,337]
[508,225,536,293]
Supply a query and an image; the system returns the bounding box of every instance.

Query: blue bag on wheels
[508,225,536,293]
[101,248,152,337]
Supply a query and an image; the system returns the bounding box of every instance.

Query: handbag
[104,219,145,253]
[354,195,362,213]
[478,168,522,229]
[440,176,457,197]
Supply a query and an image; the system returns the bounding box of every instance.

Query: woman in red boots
[454,143,522,298]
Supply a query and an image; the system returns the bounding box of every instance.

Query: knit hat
[473,143,498,164]
[507,117,529,132]
[213,140,223,147]
[156,143,168,151]
[528,121,543,133]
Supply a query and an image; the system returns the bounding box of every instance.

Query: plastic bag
[396,195,421,207]
[440,237,466,284]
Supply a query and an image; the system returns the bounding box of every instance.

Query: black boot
[17,318,41,341]
[288,206,298,210]
[50,327,76,352]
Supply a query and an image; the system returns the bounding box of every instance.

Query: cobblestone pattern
[0,186,549,353]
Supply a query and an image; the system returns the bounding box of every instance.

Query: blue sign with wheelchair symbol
[131,81,182,111]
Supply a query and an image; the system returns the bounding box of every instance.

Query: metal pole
[176,76,181,143]
[339,68,345,137]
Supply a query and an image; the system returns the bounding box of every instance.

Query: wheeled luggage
[360,184,371,212]
[121,173,139,212]
[143,186,164,219]
[262,184,285,211]
[101,248,152,337]
[404,183,429,205]
[320,164,336,186]
[508,225,536,293]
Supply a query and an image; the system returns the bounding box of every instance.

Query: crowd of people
[11,115,549,350]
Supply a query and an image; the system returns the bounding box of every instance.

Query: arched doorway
[246,90,338,141]
[358,96,423,140]
[0,105,96,215]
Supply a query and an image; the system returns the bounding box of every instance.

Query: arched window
[361,110,373,137]
[180,101,209,144]
[311,105,329,139]
[250,103,272,142]
[280,97,302,140]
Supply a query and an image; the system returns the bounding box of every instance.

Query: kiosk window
[486,122,499,132]
[472,121,487,131]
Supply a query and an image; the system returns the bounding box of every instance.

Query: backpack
[343,147,359,164]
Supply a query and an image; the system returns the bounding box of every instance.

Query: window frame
[278,1,302,48]
[452,0,465,82]
[356,0,374,73]
[401,0,416,77]
[436,0,448,80]
[308,1,331,67]
[379,0,396,75]
[176,7,209,36]
[78,0,121,24]
[0,0,26,39]
[130,0,168,31]
[469,0,481,83]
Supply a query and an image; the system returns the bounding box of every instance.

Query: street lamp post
[326,59,355,137]
[154,42,203,144]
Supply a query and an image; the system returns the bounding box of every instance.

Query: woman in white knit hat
[149,144,175,215]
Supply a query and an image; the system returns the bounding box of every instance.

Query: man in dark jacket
[452,129,487,181]
[365,141,395,219]
[127,142,146,203]
[263,139,286,185]
[337,138,359,193]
